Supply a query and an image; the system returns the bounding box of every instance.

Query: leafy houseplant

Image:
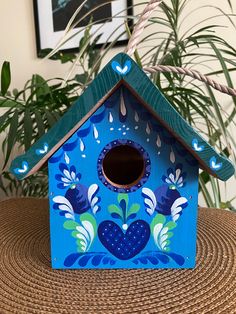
[0,0,236,209]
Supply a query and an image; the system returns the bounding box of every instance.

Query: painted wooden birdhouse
[11,53,234,269]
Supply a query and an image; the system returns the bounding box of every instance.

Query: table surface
[0,198,235,314]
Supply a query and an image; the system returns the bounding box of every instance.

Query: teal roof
[10,53,235,181]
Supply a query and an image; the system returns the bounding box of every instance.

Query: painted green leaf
[79,213,97,249]
[76,239,81,247]
[76,239,87,253]
[76,238,87,253]
[63,220,79,230]
[127,203,140,216]
[80,213,97,232]
[64,213,97,253]
[166,231,174,240]
[108,204,122,216]
[165,239,171,247]
[71,230,78,239]
[151,214,166,235]
[118,193,129,208]
[165,221,177,231]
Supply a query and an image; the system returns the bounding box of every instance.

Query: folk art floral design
[52,152,188,268]
[49,86,199,269]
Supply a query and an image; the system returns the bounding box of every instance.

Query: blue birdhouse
[10,53,234,269]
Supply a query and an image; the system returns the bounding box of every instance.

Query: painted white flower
[162,163,186,188]
[55,163,81,189]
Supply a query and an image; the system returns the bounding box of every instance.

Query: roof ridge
[10,53,235,181]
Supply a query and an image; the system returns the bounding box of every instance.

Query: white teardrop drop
[146,123,151,135]
[134,111,139,122]
[120,90,127,117]
[108,112,113,123]
[156,135,161,148]
[93,124,99,139]
[64,152,70,164]
[170,148,175,163]
[80,138,85,152]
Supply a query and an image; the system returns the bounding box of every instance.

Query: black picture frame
[33,0,133,57]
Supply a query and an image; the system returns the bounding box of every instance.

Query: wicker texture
[0,198,236,314]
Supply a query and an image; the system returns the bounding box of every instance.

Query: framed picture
[33,0,133,55]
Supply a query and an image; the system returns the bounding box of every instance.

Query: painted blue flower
[142,185,188,221]
[162,163,186,188]
[55,163,81,189]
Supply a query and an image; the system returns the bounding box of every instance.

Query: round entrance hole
[102,145,145,187]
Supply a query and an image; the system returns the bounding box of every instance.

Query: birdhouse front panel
[48,85,199,269]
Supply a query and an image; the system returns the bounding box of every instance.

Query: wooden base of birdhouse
[48,85,199,269]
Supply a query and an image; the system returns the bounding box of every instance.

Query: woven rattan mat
[0,198,235,314]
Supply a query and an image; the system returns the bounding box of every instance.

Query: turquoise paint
[48,86,199,269]
[10,53,235,181]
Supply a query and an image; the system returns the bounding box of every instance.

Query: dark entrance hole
[102,145,145,187]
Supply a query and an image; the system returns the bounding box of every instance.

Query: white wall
[0,0,236,88]
[0,1,69,88]
[0,0,236,204]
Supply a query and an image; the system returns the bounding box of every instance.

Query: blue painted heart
[98,220,150,260]
[14,161,29,174]
[210,157,222,171]
[192,138,204,152]
[111,60,131,75]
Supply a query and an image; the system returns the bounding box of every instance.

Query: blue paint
[48,85,199,269]
[14,161,29,174]
[63,139,78,151]
[192,139,204,152]
[98,220,151,260]
[35,143,49,155]
[112,60,131,75]
[210,156,223,171]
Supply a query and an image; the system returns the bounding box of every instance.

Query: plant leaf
[23,109,33,150]
[3,110,18,169]
[1,61,11,96]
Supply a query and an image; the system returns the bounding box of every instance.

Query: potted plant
[0,0,235,209]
